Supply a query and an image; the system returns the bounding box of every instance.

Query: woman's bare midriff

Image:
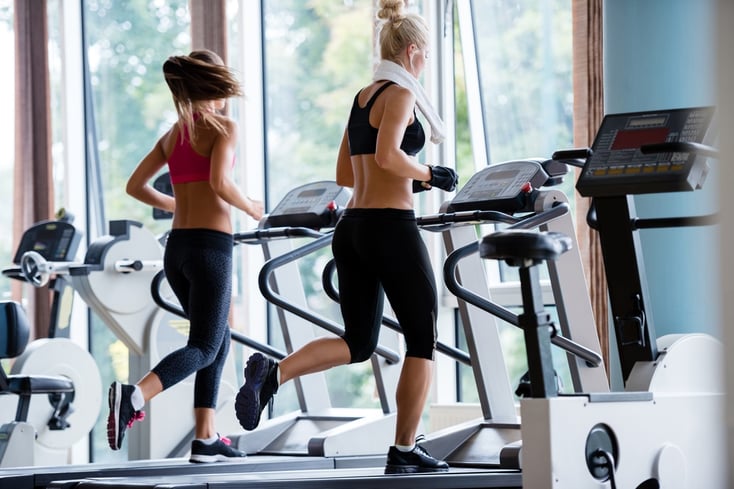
[347,153,415,210]
[171,181,233,233]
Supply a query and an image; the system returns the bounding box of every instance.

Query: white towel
[373,60,445,144]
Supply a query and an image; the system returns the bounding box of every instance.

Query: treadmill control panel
[448,159,549,213]
[12,220,81,264]
[152,172,173,220]
[576,106,715,197]
[266,180,351,229]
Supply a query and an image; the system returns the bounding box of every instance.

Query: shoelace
[414,445,431,456]
[413,435,430,455]
[220,435,232,446]
[127,410,145,428]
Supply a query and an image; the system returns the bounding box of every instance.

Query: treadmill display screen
[12,221,81,263]
[576,106,715,197]
[611,127,670,150]
[298,188,326,198]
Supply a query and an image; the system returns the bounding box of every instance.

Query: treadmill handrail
[234,226,326,245]
[150,270,286,360]
[631,213,719,230]
[441,203,604,368]
[551,147,593,168]
[444,242,602,368]
[417,209,520,232]
[320,258,472,366]
[586,200,719,232]
[258,233,402,365]
[639,141,720,159]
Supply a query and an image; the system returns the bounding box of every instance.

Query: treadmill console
[576,106,715,197]
[447,159,549,213]
[266,180,351,229]
[152,172,173,220]
[12,220,81,264]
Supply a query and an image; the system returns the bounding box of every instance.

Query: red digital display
[611,128,670,150]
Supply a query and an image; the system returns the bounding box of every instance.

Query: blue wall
[603,0,719,338]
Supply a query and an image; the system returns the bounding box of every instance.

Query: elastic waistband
[342,208,416,221]
[166,228,233,251]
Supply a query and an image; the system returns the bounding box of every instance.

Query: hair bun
[377,0,405,21]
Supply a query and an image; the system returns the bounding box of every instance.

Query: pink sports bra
[167,123,212,185]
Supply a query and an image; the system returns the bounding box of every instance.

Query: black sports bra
[347,81,426,156]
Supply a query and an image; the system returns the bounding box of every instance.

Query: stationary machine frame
[0,218,101,468]
[486,107,724,488]
[12,219,241,460]
[417,158,608,468]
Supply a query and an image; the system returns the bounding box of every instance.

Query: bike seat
[1,301,75,422]
[479,230,572,267]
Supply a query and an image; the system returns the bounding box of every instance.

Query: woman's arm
[374,87,432,182]
[126,130,176,213]
[335,127,354,187]
[209,119,264,221]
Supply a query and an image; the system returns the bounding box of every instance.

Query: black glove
[412,165,458,193]
[428,165,458,192]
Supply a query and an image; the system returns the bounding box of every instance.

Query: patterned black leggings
[152,228,233,409]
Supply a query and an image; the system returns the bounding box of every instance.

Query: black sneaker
[107,381,145,450]
[234,353,279,431]
[385,443,449,474]
[189,436,246,463]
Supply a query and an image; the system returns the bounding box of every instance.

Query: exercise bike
[477,106,724,488]
[0,215,101,467]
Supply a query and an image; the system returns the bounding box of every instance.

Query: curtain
[572,0,608,370]
[190,0,227,62]
[13,0,54,338]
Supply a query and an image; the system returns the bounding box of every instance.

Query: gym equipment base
[0,454,521,489]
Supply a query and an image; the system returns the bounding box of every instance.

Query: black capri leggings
[152,228,233,409]
[332,208,438,362]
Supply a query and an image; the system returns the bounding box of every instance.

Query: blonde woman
[235,0,455,474]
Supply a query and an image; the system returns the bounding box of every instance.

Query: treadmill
[31,179,531,487]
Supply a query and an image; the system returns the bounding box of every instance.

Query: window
[454,0,575,400]
[0,0,13,302]
[24,0,577,463]
[258,1,380,415]
[82,0,191,462]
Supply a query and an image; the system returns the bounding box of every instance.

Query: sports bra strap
[360,81,395,110]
